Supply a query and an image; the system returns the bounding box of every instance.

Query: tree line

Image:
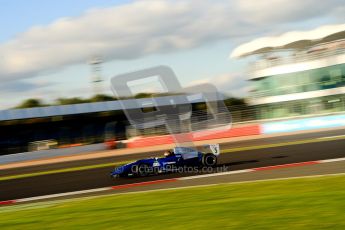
[14,93,247,109]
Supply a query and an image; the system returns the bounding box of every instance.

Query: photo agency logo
[130,164,230,175]
[110,65,232,149]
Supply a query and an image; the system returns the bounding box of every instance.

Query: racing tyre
[111,174,120,179]
[138,164,150,177]
[202,153,217,167]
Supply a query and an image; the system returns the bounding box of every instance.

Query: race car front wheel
[202,153,217,167]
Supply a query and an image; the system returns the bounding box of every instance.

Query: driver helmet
[164,150,173,157]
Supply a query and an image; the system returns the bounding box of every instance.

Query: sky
[0,0,344,109]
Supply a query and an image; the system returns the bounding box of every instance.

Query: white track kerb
[1,157,345,206]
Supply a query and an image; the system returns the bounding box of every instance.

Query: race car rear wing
[203,144,220,155]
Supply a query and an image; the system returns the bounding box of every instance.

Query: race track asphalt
[1,128,345,201]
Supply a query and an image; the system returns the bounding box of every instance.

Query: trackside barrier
[126,125,261,148]
[127,114,345,148]
[262,114,345,134]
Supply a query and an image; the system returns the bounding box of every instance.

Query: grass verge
[1,174,345,229]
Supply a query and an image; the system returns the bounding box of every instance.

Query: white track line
[178,169,253,180]
[318,134,345,139]
[319,157,345,163]
[18,187,110,203]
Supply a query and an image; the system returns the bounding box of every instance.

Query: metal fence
[125,99,345,138]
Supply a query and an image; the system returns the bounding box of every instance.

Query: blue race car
[110,144,220,178]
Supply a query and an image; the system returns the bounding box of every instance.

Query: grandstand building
[0,95,209,154]
[231,24,345,119]
[0,101,127,154]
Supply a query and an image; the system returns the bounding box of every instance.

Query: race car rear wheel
[202,153,217,167]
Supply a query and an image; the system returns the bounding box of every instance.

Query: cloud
[0,0,343,81]
[0,81,52,93]
[0,80,57,109]
[235,0,342,24]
